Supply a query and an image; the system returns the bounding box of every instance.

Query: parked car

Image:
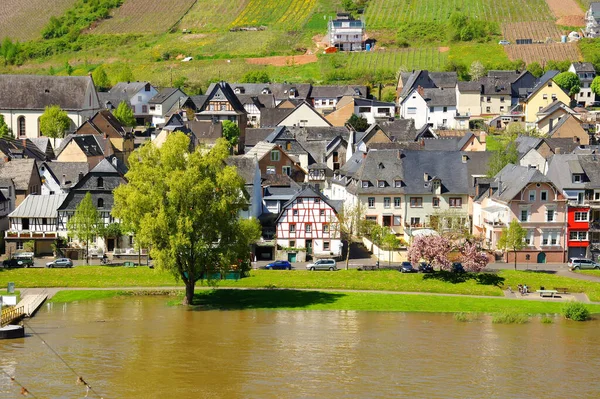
[418,262,434,273]
[498,40,510,45]
[400,261,416,273]
[568,258,600,270]
[306,259,337,271]
[265,260,292,270]
[451,262,465,273]
[45,258,73,268]
[2,252,34,268]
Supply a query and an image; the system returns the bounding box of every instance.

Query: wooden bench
[553,287,569,294]
[360,265,378,271]
[536,289,559,298]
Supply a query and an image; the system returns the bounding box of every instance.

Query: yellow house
[524,79,570,124]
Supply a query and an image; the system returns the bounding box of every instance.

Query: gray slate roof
[492,164,551,203]
[422,87,456,107]
[260,108,294,127]
[571,62,595,73]
[9,194,67,218]
[310,85,367,99]
[42,162,89,189]
[378,119,418,141]
[0,75,96,111]
[148,88,184,104]
[226,156,258,185]
[0,159,37,191]
[229,83,312,101]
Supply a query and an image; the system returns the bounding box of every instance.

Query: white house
[275,185,342,262]
[100,82,158,125]
[568,62,597,107]
[0,75,101,139]
[355,98,396,124]
[310,85,367,113]
[276,102,332,127]
[399,87,457,129]
[39,162,89,195]
[327,13,365,51]
[148,88,187,127]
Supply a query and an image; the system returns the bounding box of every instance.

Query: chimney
[424,172,429,182]
[362,152,367,159]
[21,139,26,148]
[417,85,424,98]
[61,174,66,186]
[573,136,580,143]
[555,147,561,154]
[78,172,84,182]
[479,131,487,144]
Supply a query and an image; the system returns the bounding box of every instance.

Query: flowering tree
[407,235,451,270]
[459,241,489,272]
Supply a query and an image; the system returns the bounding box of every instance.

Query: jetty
[0,291,48,339]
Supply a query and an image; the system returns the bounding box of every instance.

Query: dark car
[400,261,416,273]
[418,262,434,273]
[2,252,34,269]
[451,262,465,273]
[265,260,292,270]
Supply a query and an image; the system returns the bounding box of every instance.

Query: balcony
[589,221,600,232]
[483,218,505,228]
[5,231,58,239]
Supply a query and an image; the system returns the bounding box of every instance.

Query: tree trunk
[86,239,89,265]
[183,280,195,306]
[345,238,350,270]
[514,249,517,271]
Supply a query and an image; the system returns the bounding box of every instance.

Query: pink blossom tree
[407,235,451,270]
[459,241,489,272]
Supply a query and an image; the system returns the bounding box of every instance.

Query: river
[1,297,599,398]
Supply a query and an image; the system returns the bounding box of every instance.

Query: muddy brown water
[1,297,600,398]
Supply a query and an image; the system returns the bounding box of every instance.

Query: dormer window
[362,181,369,188]
[573,174,583,183]
[394,180,402,188]
[378,163,384,170]
[289,88,297,98]
[262,87,271,94]
[97,177,104,188]
[432,180,441,191]
[378,180,386,188]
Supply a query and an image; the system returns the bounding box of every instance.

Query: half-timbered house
[275,185,342,262]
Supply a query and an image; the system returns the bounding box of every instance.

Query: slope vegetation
[0,0,76,41]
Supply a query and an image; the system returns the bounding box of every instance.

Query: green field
[231,0,318,30]
[340,48,448,74]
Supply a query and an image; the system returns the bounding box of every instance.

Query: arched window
[97,177,104,188]
[17,116,26,137]
[97,198,104,208]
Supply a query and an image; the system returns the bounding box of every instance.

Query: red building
[567,206,590,259]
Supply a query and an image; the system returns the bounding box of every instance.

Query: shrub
[492,311,529,324]
[562,302,590,321]
[454,312,478,322]
[540,315,554,324]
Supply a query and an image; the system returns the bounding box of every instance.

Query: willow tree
[113,133,260,305]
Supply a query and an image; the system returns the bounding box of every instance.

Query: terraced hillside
[0,0,76,41]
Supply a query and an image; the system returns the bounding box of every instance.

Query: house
[546,114,589,145]
[536,101,581,133]
[488,70,537,104]
[517,136,581,174]
[101,81,158,125]
[568,62,597,107]
[325,98,355,127]
[523,73,570,124]
[236,94,275,127]
[585,3,600,38]
[194,82,248,153]
[0,159,41,206]
[456,81,483,120]
[397,70,457,103]
[0,138,50,163]
[399,86,457,129]
[479,74,512,115]
[310,85,367,113]
[421,131,486,152]
[186,120,223,149]
[546,154,600,260]
[225,156,262,220]
[473,164,567,263]
[75,109,134,163]
[58,158,127,253]
[148,88,187,126]
[327,13,365,51]
[230,83,312,106]
[244,141,306,183]
[261,101,332,128]
[38,162,89,195]
[354,98,395,124]
[244,128,275,152]
[55,134,113,168]
[28,137,55,160]
[0,75,101,139]
[275,185,342,262]
[0,178,16,232]
[4,194,66,256]
[354,124,393,152]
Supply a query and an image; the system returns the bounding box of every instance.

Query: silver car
[46,258,73,268]
[306,259,337,271]
[568,258,600,270]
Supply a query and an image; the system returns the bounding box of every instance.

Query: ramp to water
[16,293,48,317]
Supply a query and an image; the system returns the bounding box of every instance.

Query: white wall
[428,106,457,129]
[400,92,428,128]
[130,87,159,116]
[0,110,83,139]
[277,104,330,127]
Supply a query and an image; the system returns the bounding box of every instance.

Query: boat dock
[0,291,48,338]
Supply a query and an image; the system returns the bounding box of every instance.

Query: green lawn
[3,267,600,301]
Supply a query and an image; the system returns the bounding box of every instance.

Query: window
[524,230,534,245]
[486,107,491,113]
[289,224,296,233]
[432,180,440,191]
[548,82,552,87]
[432,197,440,207]
[365,216,377,222]
[305,224,312,233]
[543,94,548,100]
[358,107,370,113]
[266,166,275,175]
[293,210,299,217]
[289,240,296,248]
[368,197,375,208]
[97,198,104,208]
[500,106,505,112]
[18,116,26,137]
[384,197,391,209]
[378,180,386,188]
[442,119,447,126]
[393,215,401,225]
[449,198,462,208]
[407,107,417,114]
[540,190,548,201]
[323,241,330,251]
[362,181,369,188]
[394,180,402,188]
[282,166,291,176]
[410,197,422,208]
[529,190,536,202]
[270,150,280,161]
[138,95,142,102]
[546,208,555,222]
[520,209,528,222]
[220,104,227,111]
[42,218,47,225]
[142,105,148,113]
[394,197,401,208]
[286,142,292,150]
[573,174,583,183]
[16,242,23,250]
[443,107,447,113]
[297,198,303,204]
[429,106,434,112]
[323,223,329,233]
[315,198,320,204]
[570,231,588,241]
[410,217,421,226]
[320,210,325,216]
[500,97,505,103]
[97,177,104,188]
[486,97,491,103]
[22,218,29,230]
[574,212,589,221]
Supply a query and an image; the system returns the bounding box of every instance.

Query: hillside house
[56,135,113,168]
[585,2,600,38]
[0,75,101,139]
[148,88,188,126]
[354,98,395,124]
[523,73,570,124]
[568,63,597,107]
[399,87,457,129]
[310,85,367,113]
[244,141,306,183]
[39,162,89,195]
[327,13,365,51]
[100,82,158,125]
[75,110,134,164]
[0,159,41,207]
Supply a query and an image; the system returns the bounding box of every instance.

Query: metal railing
[1,305,24,327]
